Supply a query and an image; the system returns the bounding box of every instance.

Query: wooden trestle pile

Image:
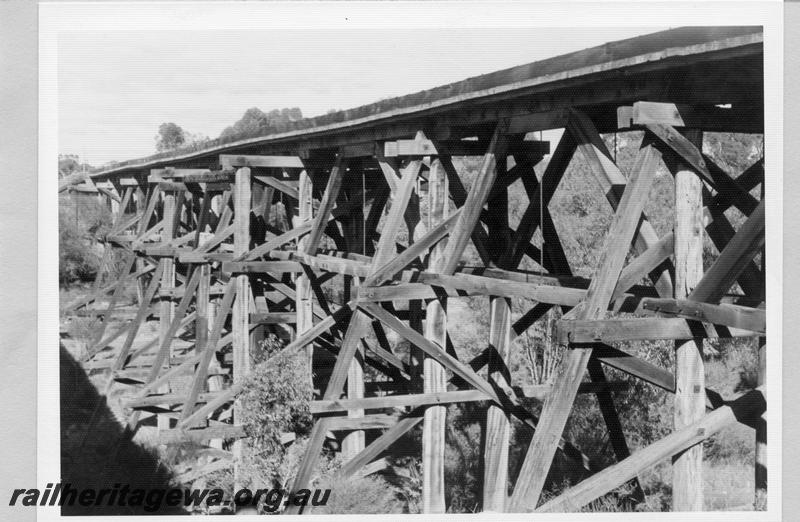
[61,27,767,514]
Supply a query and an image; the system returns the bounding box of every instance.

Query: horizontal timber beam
[559,317,760,343]
[327,414,407,431]
[384,136,549,158]
[222,261,304,274]
[640,297,765,333]
[249,312,296,324]
[219,154,304,169]
[311,381,631,415]
[312,390,489,414]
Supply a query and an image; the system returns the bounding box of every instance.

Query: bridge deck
[88,26,762,180]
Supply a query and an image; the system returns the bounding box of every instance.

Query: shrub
[60,217,101,284]
[444,403,484,512]
[238,334,314,490]
[385,455,422,513]
[59,194,113,286]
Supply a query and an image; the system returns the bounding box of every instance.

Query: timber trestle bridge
[60,26,767,513]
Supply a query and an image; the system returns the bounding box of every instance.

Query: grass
[640,458,759,512]
[704,460,758,511]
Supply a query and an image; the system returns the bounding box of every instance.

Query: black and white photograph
[25,1,784,518]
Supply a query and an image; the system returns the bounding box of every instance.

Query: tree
[219,107,303,140]
[183,131,210,148]
[59,154,92,178]
[155,122,186,151]
[220,108,267,139]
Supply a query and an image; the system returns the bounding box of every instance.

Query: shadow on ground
[60,344,185,515]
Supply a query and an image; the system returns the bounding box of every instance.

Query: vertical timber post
[343,167,366,461]
[406,164,424,382]
[249,184,267,354]
[296,169,314,384]
[343,290,365,460]
[424,121,507,510]
[483,156,512,511]
[672,130,705,511]
[197,262,222,449]
[233,167,251,501]
[110,188,120,216]
[134,187,147,305]
[157,190,175,432]
[207,192,223,449]
[422,158,448,513]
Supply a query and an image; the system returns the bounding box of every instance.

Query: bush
[444,403,485,512]
[60,218,101,284]
[59,195,113,286]
[238,335,314,490]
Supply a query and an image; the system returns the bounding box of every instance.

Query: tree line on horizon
[60,106,312,172]
[154,106,305,153]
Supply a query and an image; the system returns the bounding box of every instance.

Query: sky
[58,27,662,166]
